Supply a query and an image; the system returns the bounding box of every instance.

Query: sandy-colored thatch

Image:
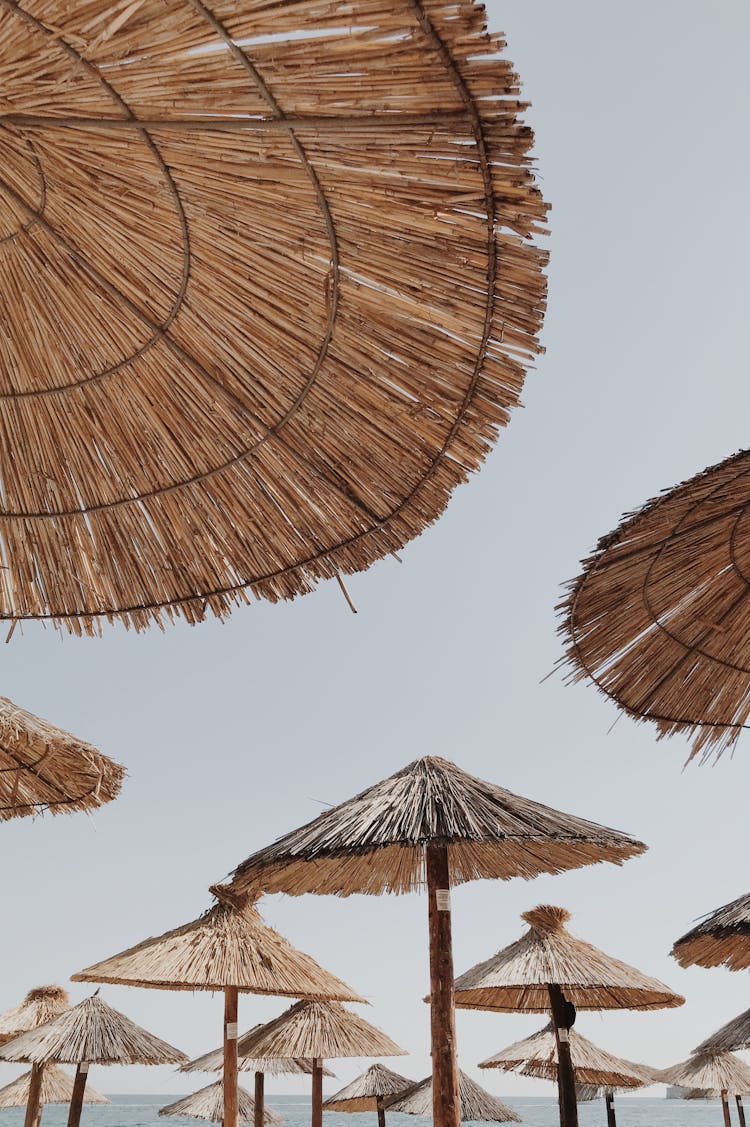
[479,1021,653,1089]
[0,0,547,636]
[182,1026,335,1077]
[229,757,645,898]
[384,1070,519,1123]
[323,1064,413,1112]
[72,890,362,999]
[0,993,187,1066]
[236,1001,404,1062]
[672,893,750,970]
[656,1051,750,1095]
[0,698,124,819]
[559,448,750,761]
[0,986,70,1045]
[696,1009,750,1055]
[0,1064,108,1107]
[454,905,683,1012]
[160,1081,282,1125]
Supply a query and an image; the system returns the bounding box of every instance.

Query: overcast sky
[1,0,749,1103]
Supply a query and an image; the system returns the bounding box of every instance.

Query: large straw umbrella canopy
[0,697,124,819]
[0,0,547,637]
[323,1062,414,1127]
[72,888,363,1127]
[696,1009,750,1055]
[0,1066,109,1108]
[560,449,750,761]
[656,1051,750,1127]
[672,892,750,970]
[160,1082,282,1126]
[454,906,683,1127]
[0,986,70,1045]
[384,1069,520,1124]
[227,756,645,1127]
[0,992,187,1127]
[236,1000,405,1127]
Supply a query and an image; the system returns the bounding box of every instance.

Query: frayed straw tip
[522,905,572,932]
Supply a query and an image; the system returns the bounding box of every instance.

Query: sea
[0,1093,737,1127]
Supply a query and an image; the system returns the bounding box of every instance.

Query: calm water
[0,1093,738,1127]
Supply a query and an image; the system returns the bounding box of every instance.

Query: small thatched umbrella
[672,892,750,971]
[454,906,683,1127]
[657,1051,750,1127]
[227,756,645,1127]
[384,1070,520,1124]
[0,993,187,1127]
[72,887,363,1127]
[0,985,71,1127]
[237,1000,405,1127]
[0,697,124,820]
[160,1081,282,1126]
[323,1063,413,1127]
[0,1066,108,1109]
[559,448,750,762]
[479,1021,653,1126]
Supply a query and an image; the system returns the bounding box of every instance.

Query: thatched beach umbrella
[323,1063,413,1127]
[560,449,750,761]
[454,905,683,1127]
[657,1051,750,1127]
[696,1009,750,1055]
[237,1000,404,1127]
[227,756,646,1127]
[384,1069,520,1124]
[0,985,70,1127]
[0,0,547,637]
[72,887,363,1127]
[0,697,123,820]
[0,1065,108,1109]
[672,892,750,971]
[160,1082,282,1127]
[0,992,186,1127]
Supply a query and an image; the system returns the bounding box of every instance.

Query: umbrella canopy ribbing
[160,1082,282,1126]
[560,448,750,761]
[323,1063,414,1112]
[0,1066,108,1108]
[672,893,750,970]
[0,0,547,636]
[0,986,70,1045]
[0,697,124,819]
[384,1070,520,1123]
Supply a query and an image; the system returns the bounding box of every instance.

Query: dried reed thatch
[182,1028,335,1076]
[0,993,187,1066]
[0,0,547,636]
[0,698,124,819]
[560,448,750,761]
[0,1065,108,1107]
[672,893,750,971]
[384,1070,520,1123]
[696,1009,750,1056]
[160,1081,282,1126]
[454,905,684,1012]
[656,1051,750,1096]
[0,986,70,1045]
[236,1002,404,1062]
[72,891,363,999]
[229,757,646,897]
[323,1064,414,1112]
[479,1021,652,1089]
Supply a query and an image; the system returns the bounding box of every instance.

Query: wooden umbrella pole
[547,984,578,1127]
[721,1091,731,1127]
[67,1063,90,1127]
[311,1058,323,1127]
[737,1095,747,1127]
[377,1100,386,1127]
[224,987,239,1127]
[254,1071,264,1127]
[24,1063,44,1127]
[604,1091,616,1127]
[426,842,460,1127]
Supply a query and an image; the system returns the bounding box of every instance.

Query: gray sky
[1,0,749,1102]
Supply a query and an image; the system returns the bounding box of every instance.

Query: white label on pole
[436,889,451,911]
[80,1063,90,1075]
[226,1022,238,1040]
[558,1029,570,1043]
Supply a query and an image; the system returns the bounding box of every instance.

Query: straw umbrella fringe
[228,756,645,1127]
[0,986,71,1127]
[672,893,750,970]
[384,1070,520,1124]
[0,1066,108,1108]
[324,1063,414,1127]
[160,1082,282,1126]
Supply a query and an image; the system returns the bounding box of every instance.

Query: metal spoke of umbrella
[225,756,646,1127]
[656,1050,750,1127]
[383,1069,520,1124]
[323,1063,413,1127]
[0,985,71,1127]
[454,905,683,1127]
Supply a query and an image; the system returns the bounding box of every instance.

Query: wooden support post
[377,1103,386,1127]
[254,1071,264,1127]
[548,984,578,1127]
[737,1095,747,1127]
[721,1091,732,1127]
[605,1091,616,1127]
[223,987,239,1127]
[67,1063,90,1127]
[311,1058,323,1127]
[426,842,460,1127]
[24,1063,44,1127]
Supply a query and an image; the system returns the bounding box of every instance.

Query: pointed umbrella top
[672,892,750,971]
[454,905,684,1012]
[72,889,363,1000]
[160,1081,282,1126]
[236,1001,405,1062]
[0,985,70,1044]
[385,1070,520,1123]
[323,1064,414,1112]
[0,993,187,1066]
[228,757,646,897]
[0,1065,109,1108]
[656,1051,750,1096]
